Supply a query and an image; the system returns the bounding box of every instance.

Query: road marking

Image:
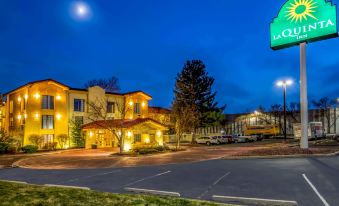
[59,170,122,183]
[44,184,90,190]
[212,195,298,206]
[302,174,330,206]
[197,172,231,199]
[125,187,180,197]
[124,171,171,187]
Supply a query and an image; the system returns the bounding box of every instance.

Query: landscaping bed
[232,146,339,157]
[0,181,231,206]
[113,144,186,156]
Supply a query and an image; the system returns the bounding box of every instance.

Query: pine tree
[173,60,224,143]
[70,119,85,148]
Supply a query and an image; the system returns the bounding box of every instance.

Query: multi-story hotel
[0,79,170,150]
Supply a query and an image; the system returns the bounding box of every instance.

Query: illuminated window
[74,99,85,112]
[107,102,115,113]
[42,115,54,129]
[42,134,54,145]
[42,96,54,110]
[134,103,141,114]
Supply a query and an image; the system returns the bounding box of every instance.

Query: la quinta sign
[270,0,338,50]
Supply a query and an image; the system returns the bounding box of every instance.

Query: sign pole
[300,42,309,149]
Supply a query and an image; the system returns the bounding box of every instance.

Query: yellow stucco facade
[1,79,168,150]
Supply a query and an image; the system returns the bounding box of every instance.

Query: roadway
[1,156,338,206]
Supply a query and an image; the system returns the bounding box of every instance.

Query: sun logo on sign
[285,0,318,23]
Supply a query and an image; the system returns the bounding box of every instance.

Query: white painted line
[124,170,171,187]
[197,172,231,199]
[64,170,122,183]
[125,187,180,197]
[212,195,298,206]
[44,184,90,190]
[0,180,28,184]
[302,174,330,206]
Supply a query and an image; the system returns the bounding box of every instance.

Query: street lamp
[277,80,293,141]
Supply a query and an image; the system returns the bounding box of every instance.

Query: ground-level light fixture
[124,143,131,152]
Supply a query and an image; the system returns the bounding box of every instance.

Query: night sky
[0,0,338,113]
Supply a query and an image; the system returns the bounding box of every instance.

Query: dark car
[222,135,235,144]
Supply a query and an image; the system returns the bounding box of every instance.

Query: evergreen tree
[173,60,224,142]
[70,119,85,148]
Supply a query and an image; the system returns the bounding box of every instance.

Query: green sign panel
[270,0,338,50]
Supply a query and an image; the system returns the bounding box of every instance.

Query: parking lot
[1,156,338,206]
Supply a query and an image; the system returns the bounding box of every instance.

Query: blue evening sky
[0,0,338,113]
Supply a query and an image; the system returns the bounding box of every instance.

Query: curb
[212,195,298,206]
[0,180,28,184]
[124,187,180,197]
[44,184,90,190]
[223,151,339,160]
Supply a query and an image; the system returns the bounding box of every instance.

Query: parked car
[233,135,253,143]
[196,136,219,146]
[216,136,227,144]
[222,135,235,144]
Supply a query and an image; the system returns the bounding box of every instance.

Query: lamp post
[277,80,293,141]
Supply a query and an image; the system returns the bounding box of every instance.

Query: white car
[216,136,227,144]
[196,136,219,146]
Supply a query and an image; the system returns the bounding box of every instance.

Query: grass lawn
[0,181,232,206]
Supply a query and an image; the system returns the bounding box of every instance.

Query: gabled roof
[123,91,152,99]
[5,79,70,95]
[82,118,167,130]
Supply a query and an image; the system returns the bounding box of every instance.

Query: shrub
[0,142,10,154]
[7,146,18,154]
[21,145,38,153]
[56,134,69,149]
[29,134,43,148]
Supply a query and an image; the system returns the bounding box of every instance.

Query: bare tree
[173,106,194,150]
[86,96,130,154]
[312,97,337,133]
[85,76,120,93]
[269,104,283,134]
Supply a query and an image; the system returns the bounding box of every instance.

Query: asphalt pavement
[1,156,338,206]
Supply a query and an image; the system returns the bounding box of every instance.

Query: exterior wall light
[24,94,28,100]
[34,113,39,120]
[129,101,133,106]
[18,97,22,102]
[24,114,27,119]
[34,93,40,99]
[17,114,22,120]
[127,131,132,137]
[157,131,162,136]
[145,137,150,144]
[142,102,146,107]
[56,113,62,120]
[56,95,61,100]
[89,131,94,137]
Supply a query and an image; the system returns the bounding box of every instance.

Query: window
[134,103,141,114]
[42,115,54,129]
[10,118,14,127]
[42,134,54,145]
[74,116,84,125]
[107,102,115,113]
[74,99,84,112]
[134,134,141,143]
[42,96,54,109]
[9,101,13,114]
